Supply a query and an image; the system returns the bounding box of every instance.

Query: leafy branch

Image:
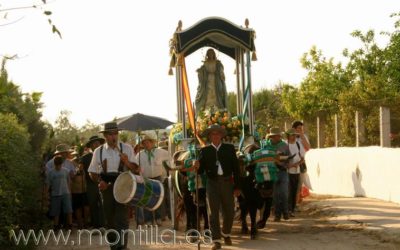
[0,0,61,38]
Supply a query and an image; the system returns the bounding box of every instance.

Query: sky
[1,0,399,127]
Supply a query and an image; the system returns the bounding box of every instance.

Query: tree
[0,59,48,152]
[227,91,237,116]
[253,85,291,129]
[342,28,398,145]
[280,46,350,146]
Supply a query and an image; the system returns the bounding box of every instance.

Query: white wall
[305,146,400,204]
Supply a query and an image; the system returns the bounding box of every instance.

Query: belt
[215,175,231,181]
[100,172,120,183]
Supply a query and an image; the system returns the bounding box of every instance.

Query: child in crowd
[46,155,73,230]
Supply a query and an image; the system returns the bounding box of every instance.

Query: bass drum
[113,172,164,211]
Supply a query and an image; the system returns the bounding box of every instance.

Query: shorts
[50,194,73,216]
[72,193,88,210]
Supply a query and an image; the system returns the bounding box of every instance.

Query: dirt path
[37,195,400,250]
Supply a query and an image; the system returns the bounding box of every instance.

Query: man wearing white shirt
[292,120,310,152]
[88,122,139,250]
[286,128,306,217]
[136,134,169,226]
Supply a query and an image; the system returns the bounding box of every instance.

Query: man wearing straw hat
[44,144,76,229]
[80,135,105,229]
[265,127,290,222]
[45,144,76,177]
[136,134,169,226]
[193,124,240,250]
[88,122,139,250]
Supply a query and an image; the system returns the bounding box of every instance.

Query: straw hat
[285,128,299,137]
[266,127,283,138]
[141,134,156,144]
[54,144,72,155]
[158,140,168,150]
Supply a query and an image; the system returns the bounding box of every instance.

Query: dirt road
[37,195,400,250]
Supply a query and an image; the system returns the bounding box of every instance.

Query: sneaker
[289,212,295,217]
[223,236,232,246]
[283,214,289,220]
[211,242,221,250]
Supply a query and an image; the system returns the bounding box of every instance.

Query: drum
[113,172,164,211]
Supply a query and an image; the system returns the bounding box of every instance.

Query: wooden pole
[380,106,391,147]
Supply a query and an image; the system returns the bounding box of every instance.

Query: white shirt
[288,141,306,174]
[296,134,310,149]
[211,143,223,175]
[88,142,137,174]
[136,148,170,179]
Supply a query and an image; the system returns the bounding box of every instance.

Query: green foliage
[0,60,48,153]
[227,92,237,116]
[45,110,103,155]
[0,60,50,248]
[0,1,62,39]
[0,113,47,249]
[278,13,400,147]
[253,85,291,129]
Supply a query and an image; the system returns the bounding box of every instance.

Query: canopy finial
[245,18,249,28]
[177,20,182,31]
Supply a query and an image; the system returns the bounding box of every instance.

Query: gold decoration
[169,56,176,68]
[168,67,173,75]
[245,18,249,28]
[252,51,257,61]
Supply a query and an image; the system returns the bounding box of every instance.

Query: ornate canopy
[170,17,256,60]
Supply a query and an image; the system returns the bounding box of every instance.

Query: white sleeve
[124,143,138,165]
[300,143,306,157]
[88,148,101,173]
[159,148,170,161]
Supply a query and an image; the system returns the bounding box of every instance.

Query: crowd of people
[43,119,311,250]
[43,122,173,249]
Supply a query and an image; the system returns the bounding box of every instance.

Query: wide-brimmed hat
[85,135,105,147]
[202,124,227,137]
[158,140,168,149]
[99,122,122,133]
[266,127,283,138]
[285,128,299,137]
[54,144,72,155]
[141,134,156,144]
